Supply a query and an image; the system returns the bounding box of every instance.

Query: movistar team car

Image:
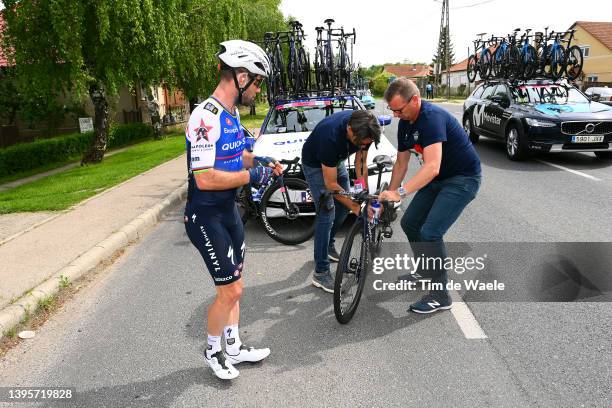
[251,95,395,194]
[462,80,612,161]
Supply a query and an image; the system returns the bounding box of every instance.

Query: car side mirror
[591,94,601,102]
[377,115,392,126]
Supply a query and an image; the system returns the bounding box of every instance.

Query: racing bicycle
[236,157,316,245]
[332,155,396,324]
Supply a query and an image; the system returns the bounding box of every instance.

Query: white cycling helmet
[218,40,271,78]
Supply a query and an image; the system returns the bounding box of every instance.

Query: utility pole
[445,0,450,99]
[436,0,451,99]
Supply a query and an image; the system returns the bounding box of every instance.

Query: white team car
[250,95,395,194]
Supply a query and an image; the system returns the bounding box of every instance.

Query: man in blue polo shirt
[379,78,481,314]
[302,109,381,292]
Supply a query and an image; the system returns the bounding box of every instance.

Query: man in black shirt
[302,110,381,292]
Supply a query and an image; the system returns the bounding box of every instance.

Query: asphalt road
[1,101,611,408]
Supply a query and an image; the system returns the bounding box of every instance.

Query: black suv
[462,80,612,160]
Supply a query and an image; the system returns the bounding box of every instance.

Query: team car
[251,95,395,194]
[462,80,612,161]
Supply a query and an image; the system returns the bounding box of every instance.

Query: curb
[0,183,187,339]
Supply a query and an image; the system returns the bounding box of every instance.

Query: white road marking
[449,290,488,339]
[536,159,601,181]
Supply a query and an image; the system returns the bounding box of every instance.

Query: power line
[433,0,496,9]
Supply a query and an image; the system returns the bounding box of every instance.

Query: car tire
[505,124,528,161]
[594,151,612,160]
[463,115,479,144]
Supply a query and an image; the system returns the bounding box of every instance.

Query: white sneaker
[205,350,240,380]
[226,345,271,364]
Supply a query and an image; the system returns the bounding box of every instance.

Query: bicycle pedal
[383,226,393,238]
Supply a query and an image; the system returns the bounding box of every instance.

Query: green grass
[0,134,184,213]
[0,157,82,185]
[239,102,269,132]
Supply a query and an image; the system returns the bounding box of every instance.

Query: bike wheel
[506,46,520,79]
[522,45,537,80]
[479,49,492,80]
[334,217,369,324]
[298,47,310,93]
[467,55,477,82]
[492,48,504,79]
[259,178,315,245]
[550,45,565,81]
[565,45,583,80]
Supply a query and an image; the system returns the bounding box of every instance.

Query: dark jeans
[303,163,350,273]
[400,174,482,298]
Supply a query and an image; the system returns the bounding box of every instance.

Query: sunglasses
[249,75,264,88]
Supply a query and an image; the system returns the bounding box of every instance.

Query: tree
[2,0,187,164]
[0,67,21,125]
[432,26,455,78]
[173,0,286,107]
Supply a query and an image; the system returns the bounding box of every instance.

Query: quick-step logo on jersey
[186,98,244,173]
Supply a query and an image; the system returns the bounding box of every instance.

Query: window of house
[587,75,598,82]
[580,46,590,58]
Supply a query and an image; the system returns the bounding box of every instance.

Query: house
[383,64,433,92]
[565,21,612,87]
[440,57,475,96]
[0,12,189,147]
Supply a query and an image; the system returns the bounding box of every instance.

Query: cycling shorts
[184,202,245,286]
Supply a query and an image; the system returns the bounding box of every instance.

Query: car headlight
[525,118,557,127]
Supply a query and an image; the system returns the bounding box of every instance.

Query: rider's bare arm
[402,142,442,194]
[322,164,360,214]
[194,169,250,191]
[389,150,410,190]
[354,149,369,189]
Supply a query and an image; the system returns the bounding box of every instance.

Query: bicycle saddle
[373,154,393,169]
[514,28,521,32]
[324,18,335,25]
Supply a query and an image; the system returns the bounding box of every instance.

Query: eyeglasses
[387,95,414,113]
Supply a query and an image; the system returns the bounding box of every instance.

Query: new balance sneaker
[226,345,271,364]
[409,293,452,314]
[312,271,334,293]
[328,247,340,262]
[205,350,239,380]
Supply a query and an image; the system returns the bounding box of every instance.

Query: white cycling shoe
[226,345,271,364]
[205,350,240,380]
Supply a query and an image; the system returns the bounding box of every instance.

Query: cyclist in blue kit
[184,40,282,380]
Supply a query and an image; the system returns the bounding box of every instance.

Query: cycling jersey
[185,97,246,206]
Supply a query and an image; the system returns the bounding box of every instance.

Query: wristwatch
[398,186,407,199]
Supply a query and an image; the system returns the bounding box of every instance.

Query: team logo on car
[193,118,213,142]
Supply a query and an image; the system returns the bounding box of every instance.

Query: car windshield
[512,84,589,105]
[264,97,361,134]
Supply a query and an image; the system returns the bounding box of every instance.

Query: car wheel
[505,124,528,161]
[594,151,612,160]
[463,115,479,144]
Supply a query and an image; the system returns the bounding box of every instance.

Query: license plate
[572,135,604,143]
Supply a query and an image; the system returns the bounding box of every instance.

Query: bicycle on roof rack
[469,26,583,83]
[467,32,492,82]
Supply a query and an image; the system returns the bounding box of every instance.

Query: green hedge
[0,123,154,177]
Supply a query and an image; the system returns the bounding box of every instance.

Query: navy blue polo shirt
[397,101,481,180]
[301,110,361,167]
